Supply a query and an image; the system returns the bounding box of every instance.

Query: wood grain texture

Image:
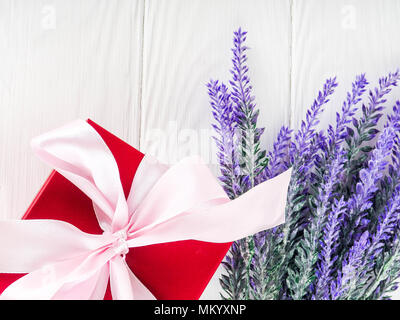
[2,0,400,300]
[0,0,144,219]
[291,0,400,133]
[140,0,291,170]
[139,0,291,299]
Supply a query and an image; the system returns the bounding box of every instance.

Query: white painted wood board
[1,0,400,300]
[0,0,144,220]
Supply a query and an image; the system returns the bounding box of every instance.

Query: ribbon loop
[0,120,292,300]
[111,231,129,257]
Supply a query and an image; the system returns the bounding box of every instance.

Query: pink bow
[0,120,292,300]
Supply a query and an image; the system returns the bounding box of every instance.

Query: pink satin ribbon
[0,119,292,300]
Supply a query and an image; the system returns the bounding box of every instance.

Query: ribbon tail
[125,266,156,300]
[0,248,114,300]
[53,264,110,300]
[128,168,292,247]
[0,220,112,273]
[87,264,110,300]
[109,256,156,300]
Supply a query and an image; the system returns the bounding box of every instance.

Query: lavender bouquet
[208,28,400,300]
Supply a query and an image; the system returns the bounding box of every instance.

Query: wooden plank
[291,0,400,134]
[141,0,291,299]
[0,0,144,219]
[140,0,291,167]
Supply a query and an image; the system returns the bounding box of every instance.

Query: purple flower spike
[209,28,400,301]
[229,27,267,188]
[327,74,368,153]
[349,121,398,237]
[351,103,400,299]
[332,104,400,300]
[207,79,242,199]
[209,28,269,301]
[230,28,254,120]
[256,126,293,183]
[294,77,338,160]
[370,184,400,260]
[330,231,370,299]
[346,70,400,172]
[288,148,347,300]
[315,196,347,300]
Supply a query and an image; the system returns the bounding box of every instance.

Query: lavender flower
[345,71,400,188]
[351,103,400,298]
[311,77,371,299]
[287,148,346,300]
[372,186,400,255]
[331,108,400,299]
[210,28,268,301]
[288,77,338,198]
[327,74,368,153]
[372,102,400,222]
[293,77,338,163]
[315,196,347,299]
[368,235,400,299]
[207,79,242,199]
[219,242,246,299]
[330,231,370,299]
[286,77,339,242]
[360,185,400,297]
[250,126,292,300]
[229,28,267,189]
[210,28,400,301]
[257,126,292,182]
[263,78,339,300]
[347,122,397,239]
[335,180,400,300]
[249,229,282,299]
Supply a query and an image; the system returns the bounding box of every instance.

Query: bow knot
[0,119,292,300]
[109,230,129,258]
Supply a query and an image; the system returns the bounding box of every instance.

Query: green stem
[244,236,255,299]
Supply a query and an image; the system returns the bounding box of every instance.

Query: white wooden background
[1,0,400,299]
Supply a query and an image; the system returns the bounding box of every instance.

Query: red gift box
[0,119,232,299]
